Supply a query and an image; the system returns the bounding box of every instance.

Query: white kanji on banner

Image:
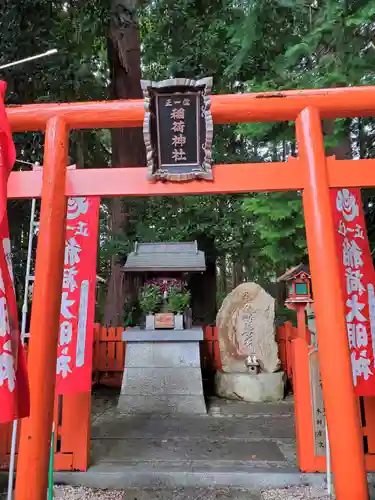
[351,350,373,385]
[346,294,367,322]
[345,268,364,295]
[343,239,363,269]
[67,198,89,220]
[347,323,368,349]
[59,321,73,346]
[56,347,72,378]
[56,196,100,396]
[0,296,10,338]
[336,189,359,222]
[63,266,78,292]
[60,292,75,319]
[0,269,5,294]
[0,340,15,392]
[0,79,29,423]
[64,238,81,266]
[75,221,89,236]
[368,284,375,368]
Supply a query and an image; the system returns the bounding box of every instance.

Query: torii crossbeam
[8,86,374,500]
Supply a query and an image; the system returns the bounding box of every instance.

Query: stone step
[117,395,207,415]
[3,472,375,500]
[53,462,328,491]
[55,486,263,500]
[208,398,295,418]
[92,415,295,440]
[90,437,289,463]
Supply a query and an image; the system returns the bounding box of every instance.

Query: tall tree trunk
[103,0,146,326]
[217,255,228,295]
[323,120,352,159]
[232,261,244,288]
[189,235,217,326]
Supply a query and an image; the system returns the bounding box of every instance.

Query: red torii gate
[6,87,375,500]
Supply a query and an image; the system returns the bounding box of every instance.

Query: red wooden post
[296,304,311,344]
[292,337,317,471]
[15,117,68,500]
[296,107,368,499]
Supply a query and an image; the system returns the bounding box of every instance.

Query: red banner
[331,188,375,395]
[0,81,29,423]
[55,197,100,395]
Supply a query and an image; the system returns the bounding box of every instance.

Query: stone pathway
[89,390,297,470]
[54,485,332,500]
[56,390,326,494]
[2,392,375,498]
[47,391,375,498]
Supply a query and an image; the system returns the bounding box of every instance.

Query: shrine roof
[123,241,206,272]
[276,263,310,282]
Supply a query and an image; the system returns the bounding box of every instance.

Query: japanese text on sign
[167,97,191,163]
[332,188,375,395]
[0,226,29,422]
[156,93,199,168]
[55,197,99,395]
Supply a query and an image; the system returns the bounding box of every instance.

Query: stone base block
[118,336,207,415]
[117,394,207,415]
[215,371,285,403]
[121,367,204,396]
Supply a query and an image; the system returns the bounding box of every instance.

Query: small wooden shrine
[119,241,207,415]
[277,263,312,305]
[123,241,206,329]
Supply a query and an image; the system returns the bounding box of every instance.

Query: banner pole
[0,49,58,70]
[7,194,37,500]
[47,423,55,500]
[7,421,18,500]
[325,422,333,496]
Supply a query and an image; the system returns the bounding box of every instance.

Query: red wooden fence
[0,392,90,472]
[290,327,375,472]
[93,324,222,387]
[93,324,126,387]
[276,321,299,381]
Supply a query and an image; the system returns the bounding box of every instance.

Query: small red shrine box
[154,313,174,329]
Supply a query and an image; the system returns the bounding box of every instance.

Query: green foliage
[167,288,191,314]
[123,304,138,328]
[216,291,227,310]
[139,284,163,314]
[6,0,375,322]
[227,0,375,269]
[242,192,307,269]
[1,0,109,316]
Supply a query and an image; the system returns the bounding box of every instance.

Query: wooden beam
[328,157,375,188]
[8,157,375,199]
[7,85,375,132]
[7,161,305,199]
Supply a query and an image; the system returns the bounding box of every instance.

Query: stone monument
[215,282,285,402]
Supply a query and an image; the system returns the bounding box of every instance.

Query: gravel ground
[261,486,332,499]
[52,485,334,500]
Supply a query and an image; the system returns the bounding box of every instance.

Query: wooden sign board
[309,348,326,455]
[154,313,174,329]
[141,77,213,182]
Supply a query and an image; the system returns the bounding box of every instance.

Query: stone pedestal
[118,328,206,415]
[215,371,285,403]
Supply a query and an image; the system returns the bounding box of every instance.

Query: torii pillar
[15,117,68,500]
[296,107,368,500]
